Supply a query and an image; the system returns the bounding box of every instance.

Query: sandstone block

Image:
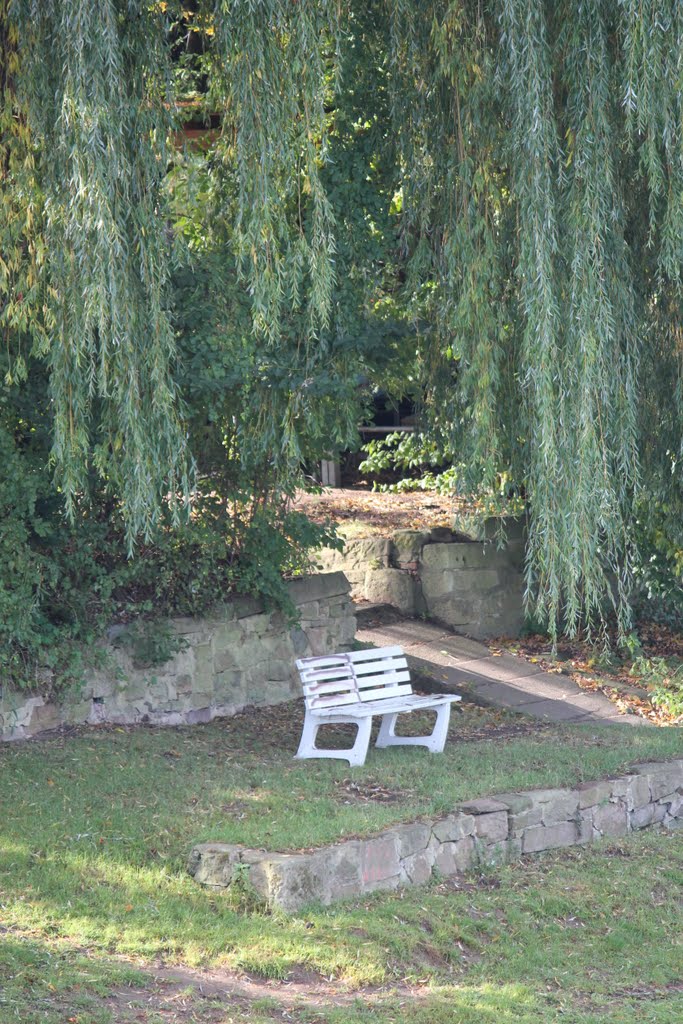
[473,812,509,843]
[402,850,434,885]
[458,568,504,592]
[541,791,579,826]
[289,626,309,657]
[422,542,495,571]
[650,769,683,801]
[187,843,242,887]
[630,804,656,830]
[212,623,244,649]
[360,833,400,886]
[478,838,522,866]
[577,779,617,809]
[363,568,417,616]
[652,802,668,824]
[248,853,327,911]
[495,792,534,812]
[391,530,430,564]
[577,814,595,844]
[629,762,683,801]
[324,842,363,901]
[522,822,577,853]
[421,571,457,602]
[28,701,61,734]
[664,792,683,819]
[431,813,476,843]
[60,699,90,725]
[495,793,544,829]
[321,538,391,577]
[393,822,433,858]
[435,836,476,876]
[592,801,628,837]
[483,516,527,543]
[625,775,652,810]
[458,797,510,815]
[288,571,350,605]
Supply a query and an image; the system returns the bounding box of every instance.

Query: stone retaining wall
[0,572,355,742]
[189,758,683,911]
[316,518,526,637]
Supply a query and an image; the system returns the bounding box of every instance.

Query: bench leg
[375,703,452,754]
[295,712,372,767]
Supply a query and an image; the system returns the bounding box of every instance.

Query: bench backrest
[296,646,412,711]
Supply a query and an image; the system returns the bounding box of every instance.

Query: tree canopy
[2,0,683,641]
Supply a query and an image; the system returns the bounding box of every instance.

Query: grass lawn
[0,701,681,1022]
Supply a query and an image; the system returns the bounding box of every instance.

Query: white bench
[295,645,461,767]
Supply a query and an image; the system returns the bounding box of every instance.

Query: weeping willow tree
[387,0,683,636]
[2,0,683,636]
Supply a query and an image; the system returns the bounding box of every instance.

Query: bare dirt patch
[292,486,480,535]
[60,955,437,1023]
[335,778,412,804]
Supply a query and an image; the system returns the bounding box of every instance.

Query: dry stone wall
[0,572,354,742]
[189,758,683,911]
[316,518,526,637]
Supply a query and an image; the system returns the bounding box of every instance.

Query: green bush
[0,358,341,694]
[359,432,460,493]
[632,499,683,628]
[629,655,683,720]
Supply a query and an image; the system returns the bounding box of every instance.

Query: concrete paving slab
[356,615,646,727]
[450,655,547,683]
[507,699,595,722]
[357,621,490,661]
[466,680,560,709]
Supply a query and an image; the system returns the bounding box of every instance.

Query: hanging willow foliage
[2,0,683,632]
[386,0,683,637]
[209,0,341,342]
[9,0,189,538]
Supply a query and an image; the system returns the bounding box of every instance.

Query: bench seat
[308,693,457,718]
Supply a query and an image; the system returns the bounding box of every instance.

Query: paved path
[356,614,646,726]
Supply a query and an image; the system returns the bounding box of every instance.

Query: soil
[292,485,482,535]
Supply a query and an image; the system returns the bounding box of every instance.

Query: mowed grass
[0,703,681,1022]
[1,831,681,1023]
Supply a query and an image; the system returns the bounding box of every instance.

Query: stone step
[352,602,401,627]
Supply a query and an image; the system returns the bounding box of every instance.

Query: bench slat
[302,663,408,686]
[307,691,362,710]
[355,669,410,687]
[356,683,413,703]
[299,665,356,684]
[303,679,356,698]
[310,693,461,718]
